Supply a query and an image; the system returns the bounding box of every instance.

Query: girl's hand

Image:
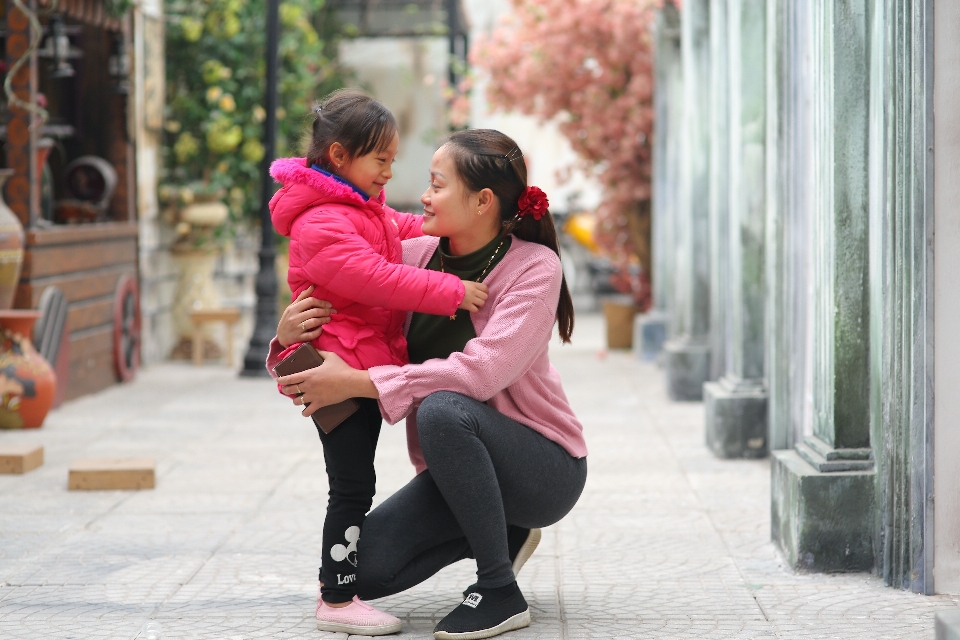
[277,351,377,417]
[459,281,489,312]
[278,286,336,348]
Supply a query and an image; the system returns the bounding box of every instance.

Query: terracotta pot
[0,311,57,429]
[0,169,25,310]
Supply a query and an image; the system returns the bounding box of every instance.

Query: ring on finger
[300,320,306,331]
[296,384,302,395]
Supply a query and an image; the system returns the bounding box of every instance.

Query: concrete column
[771,0,876,573]
[933,0,960,596]
[664,0,711,400]
[706,0,729,384]
[703,0,767,459]
[765,0,815,455]
[639,3,683,362]
[866,0,934,594]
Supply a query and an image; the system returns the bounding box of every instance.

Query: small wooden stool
[68,457,155,490]
[0,445,44,474]
[189,307,242,366]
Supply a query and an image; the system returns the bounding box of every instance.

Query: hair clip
[503,147,524,163]
[315,105,323,115]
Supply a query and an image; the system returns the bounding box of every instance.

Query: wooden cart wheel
[113,274,141,382]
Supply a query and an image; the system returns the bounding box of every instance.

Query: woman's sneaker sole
[511,528,541,575]
[433,608,530,640]
[316,619,402,635]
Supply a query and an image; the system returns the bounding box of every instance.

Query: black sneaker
[462,528,541,599]
[434,583,530,640]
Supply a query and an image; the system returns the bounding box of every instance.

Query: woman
[269,129,588,640]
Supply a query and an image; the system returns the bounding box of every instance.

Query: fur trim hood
[269,157,387,237]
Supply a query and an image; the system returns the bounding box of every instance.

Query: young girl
[269,89,488,635]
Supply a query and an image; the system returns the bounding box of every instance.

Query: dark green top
[407,234,513,365]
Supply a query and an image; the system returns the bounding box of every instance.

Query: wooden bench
[189,307,242,366]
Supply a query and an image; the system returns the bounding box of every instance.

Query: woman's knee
[416,391,476,448]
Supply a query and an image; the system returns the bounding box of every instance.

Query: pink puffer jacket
[269,158,464,369]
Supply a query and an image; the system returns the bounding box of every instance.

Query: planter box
[602,296,638,349]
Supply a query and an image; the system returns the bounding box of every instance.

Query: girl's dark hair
[445,129,575,343]
[305,89,398,168]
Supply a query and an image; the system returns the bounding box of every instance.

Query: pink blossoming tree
[473,0,662,308]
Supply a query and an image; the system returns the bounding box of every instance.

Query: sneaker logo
[463,592,482,608]
[330,526,360,567]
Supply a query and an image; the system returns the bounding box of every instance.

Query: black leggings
[355,391,587,600]
[316,397,382,603]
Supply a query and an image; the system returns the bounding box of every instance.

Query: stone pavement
[1,313,957,640]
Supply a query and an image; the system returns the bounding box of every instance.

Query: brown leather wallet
[272,343,359,434]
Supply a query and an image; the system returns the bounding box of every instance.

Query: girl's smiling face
[335,131,400,199]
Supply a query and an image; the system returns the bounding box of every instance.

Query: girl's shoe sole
[433,609,531,640]
[316,619,402,635]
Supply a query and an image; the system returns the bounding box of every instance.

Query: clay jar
[0,311,56,429]
[0,169,25,310]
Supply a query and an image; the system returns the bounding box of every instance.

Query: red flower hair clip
[517,186,549,221]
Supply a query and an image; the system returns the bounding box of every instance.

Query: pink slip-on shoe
[316,594,402,635]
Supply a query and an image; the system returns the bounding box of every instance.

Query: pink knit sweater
[267,235,587,473]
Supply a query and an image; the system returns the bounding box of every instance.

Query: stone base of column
[633,311,667,362]
[936,610,960,640]
[771,449,875,572]
[704,378,768,458]
[663,338,710,400]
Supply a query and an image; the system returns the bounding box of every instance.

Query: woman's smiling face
[420,145,474,238]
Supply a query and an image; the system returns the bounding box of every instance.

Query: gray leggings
[355,391,587,599]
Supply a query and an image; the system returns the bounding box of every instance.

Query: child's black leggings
[315,397,382,603]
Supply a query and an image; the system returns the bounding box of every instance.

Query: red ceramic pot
[0,311,56,429]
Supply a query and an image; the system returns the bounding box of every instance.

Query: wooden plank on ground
[21,239,136,279]
[0,445,44,474]
[68,457,155,490]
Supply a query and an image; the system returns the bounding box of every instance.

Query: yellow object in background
[564,212,598,253]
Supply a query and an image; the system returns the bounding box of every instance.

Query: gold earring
[477,210,482,216]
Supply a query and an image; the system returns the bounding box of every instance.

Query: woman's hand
[277,351,378,417]
[459,281,489,312]
[278,286,336,348]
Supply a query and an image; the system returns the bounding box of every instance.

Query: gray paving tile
[0,313,956,638]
